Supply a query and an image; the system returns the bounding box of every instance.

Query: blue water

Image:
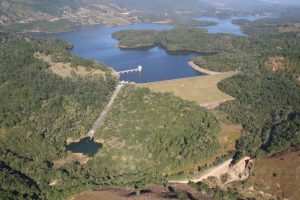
[34,16,268,83]
[193,16,271,36]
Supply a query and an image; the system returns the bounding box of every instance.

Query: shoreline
[14,20,134,35]
[188,60,222,75]
[118,44,218,55]
[118,44,155,49]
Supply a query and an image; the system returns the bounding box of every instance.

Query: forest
[112,25,300,163]
[0,19,78,34]
[1,8,300,198]
[0,38,117,199]
[232,17,300,37]
[172,19,218,29]
[218,67,300,161]
[92,85,220,177]
[113,27,300,76]
[0,38,221,199]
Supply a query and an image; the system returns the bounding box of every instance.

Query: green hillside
[0,39,117,199]
[0,38,221,199]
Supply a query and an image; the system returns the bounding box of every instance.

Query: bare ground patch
[242,147,300,200]
[279,23,300,33]
[52,153,89,168]
[34,52,104,78]
[71,184,212,200]
[170,157,253,185]
[266,56,285,73]
[188,60,222,75]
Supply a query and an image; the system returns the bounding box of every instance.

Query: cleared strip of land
[188,60,222,75]
[139,72,236,108]
[87,84,123,138]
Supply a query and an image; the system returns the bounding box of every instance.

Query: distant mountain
[198,0,277,11]
[104,0,214,14]
[1,0,297,32]
[0,0,216,28]
[0,0,133,25]
[263,0,300,5]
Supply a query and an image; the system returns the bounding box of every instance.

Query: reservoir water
[193,16,270,36]
[36,16,268,83]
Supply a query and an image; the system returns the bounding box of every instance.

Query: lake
[35,16,268,83]
[193,16,270,36]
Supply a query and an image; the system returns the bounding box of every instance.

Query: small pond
[66,137,102,157]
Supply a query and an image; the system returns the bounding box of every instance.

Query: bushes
[189,181,242,200]
[0,38,221,199]
[112,27,300,75]
[0,38,117,199]
[88,85,221,183]
[193,52,260,72]
[218,69,300,161]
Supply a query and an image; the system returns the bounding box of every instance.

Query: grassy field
[34,53,105,78]
[235,148,300,200]
[139,72,236,107]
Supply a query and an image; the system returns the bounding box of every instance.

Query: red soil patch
[245,147,300,200]
[72,184,213,200]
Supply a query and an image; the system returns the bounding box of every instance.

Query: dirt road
[87,84,123,138]
[169,157,252,184]
[169,159,233,184]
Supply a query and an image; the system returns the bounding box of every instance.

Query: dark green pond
[66,137,102,157]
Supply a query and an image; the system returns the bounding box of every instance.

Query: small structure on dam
[118,65,143,74]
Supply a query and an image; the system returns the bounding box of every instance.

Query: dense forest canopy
[112,24,300,163]
[112,27,300,76]
[232,17,300,37]
[0,38,222,199]
[219,68,300,160]
[1,1,300,199]
[92,86,220,175]
[0,39,117,199]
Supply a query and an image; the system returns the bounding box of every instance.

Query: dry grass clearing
[279,23,300,33]
[71,184,209,200]
[139,72,235,108]
[71,190,123,200]
[34,52,104,78]
[49,63,104,78]
[266,56,285,73]
[243,148,300,200]
[217,123,242,155]
[52,153,89,168]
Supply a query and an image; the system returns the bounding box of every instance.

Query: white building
[138,65,143,72]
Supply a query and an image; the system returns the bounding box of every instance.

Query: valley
[0,1,299,200]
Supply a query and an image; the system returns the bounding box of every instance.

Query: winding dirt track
[169,159,233,184]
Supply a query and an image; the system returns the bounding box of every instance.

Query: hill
[0,0,136,32]
[0,38,222,199]
[0,0,216,33]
